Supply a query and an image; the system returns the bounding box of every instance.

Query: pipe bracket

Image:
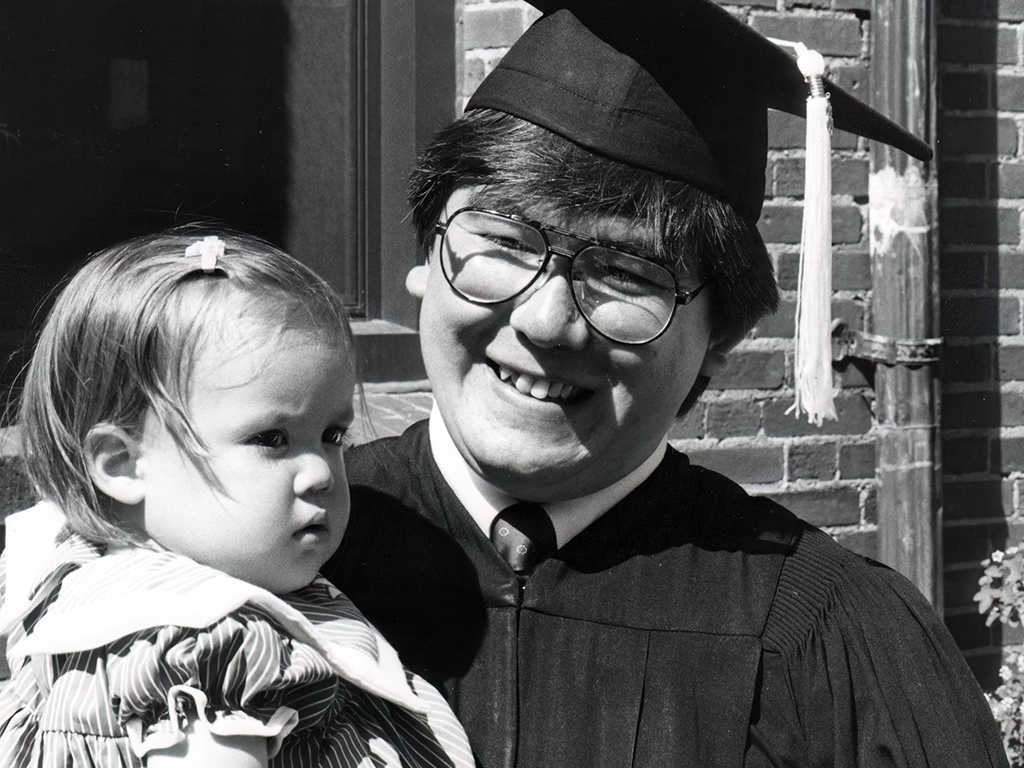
[831,325,941,366]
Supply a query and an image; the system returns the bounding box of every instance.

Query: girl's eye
[323,426,349,446]
[248,430,286,449]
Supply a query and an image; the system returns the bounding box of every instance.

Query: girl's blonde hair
[19,225,354,545]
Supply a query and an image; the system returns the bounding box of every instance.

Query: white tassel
[791,45,837,425]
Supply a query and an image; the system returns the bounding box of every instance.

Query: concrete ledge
[350,320,426,383]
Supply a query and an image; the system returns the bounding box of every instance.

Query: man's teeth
[498,365,577,401]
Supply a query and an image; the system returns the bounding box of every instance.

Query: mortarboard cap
[466,0,932,222]
[466,0,934,425]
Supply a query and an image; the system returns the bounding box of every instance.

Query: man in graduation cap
[323,2,1008,765]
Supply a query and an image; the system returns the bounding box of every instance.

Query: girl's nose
[294,453,335,496]
[509,267,590,350]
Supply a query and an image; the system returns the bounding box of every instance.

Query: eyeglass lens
[440,210,679,343]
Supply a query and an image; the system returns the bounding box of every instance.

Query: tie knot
[490,501,556,576]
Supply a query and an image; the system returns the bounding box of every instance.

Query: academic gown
[322,421,1008,768]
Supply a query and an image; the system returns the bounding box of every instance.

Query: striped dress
[0,503,474,768]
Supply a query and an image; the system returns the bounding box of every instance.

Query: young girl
[0,228,474,767]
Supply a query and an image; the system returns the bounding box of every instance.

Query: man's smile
[489,361,587,403]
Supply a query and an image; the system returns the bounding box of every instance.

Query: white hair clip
[184,235,226,273]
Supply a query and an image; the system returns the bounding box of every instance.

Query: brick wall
[939,0,1024,686]
[457,0,1024,687]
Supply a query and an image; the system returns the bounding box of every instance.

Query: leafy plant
[976,544,1024,764]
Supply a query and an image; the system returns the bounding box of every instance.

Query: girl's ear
[85,424,145,506]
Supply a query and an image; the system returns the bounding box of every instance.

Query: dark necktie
[490,501,557,577]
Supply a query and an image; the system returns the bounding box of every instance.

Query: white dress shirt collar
[428,406,667,548]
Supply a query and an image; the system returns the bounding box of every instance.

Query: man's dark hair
[408,109,779,344]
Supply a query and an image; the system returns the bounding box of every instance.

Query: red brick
[775,253,798,291]
[771,158,866,198]
[771,158,804,198]
[942,0,1024,21]
[832,298,865,336]
[939,252,988,290]
[758,299,863,343]
[965,651,1003,693]
[996,75,1024,112]
[862,486,877,525]
[768,110,860,152]
[996,249,1024,288]
[997,344,1024,379]
[938,23,1018,65]
[715,350,786,389]
[945,479,1010,520]
[1002,297,1020,334]
[1004,620,1024,646]
[756,204,862,245]
[993,388,1024,425]
[945,612,997,655]
[944,343,993,383]
[940,295,1019,336]
[828,64,869,101]
[789,443,837,480]
[940,205,1020,246]
[937,115,1019,156]
[995,163,1024,198]
[832,251,871,291]
[940,71,991,111]
[784,0,830,9]
[758,205,802,244]
[942,390,1000,428]
[669,405,705,440]
[944,566,989,612]
[463,5,529,49]
[992,436,1024,471]
[1003,0,1024,20]
[766,487,862,527]
[833,158,869,198]
[839,442,875,479]
[833,0,871,10]
[943,435,991,474]
[752,299,795,338]
[777,251,870,292]
[943,0,993,17]
[686,445,784,485]
[833,530,877,559]
[462,56,488,97]
[706,401,762,439]
[833,206,864,244]
[939,161,989,199]
[763,393,873,436]
[750,14,863,57]
[943,520,1024,567]
[763,119,809,156]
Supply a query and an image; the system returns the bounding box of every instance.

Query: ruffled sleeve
[0,515,472,768]
[103,604,326,757]
[1,574,311,768]
[748,529,1008,767]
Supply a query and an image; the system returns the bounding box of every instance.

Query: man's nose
[508,262,590,350]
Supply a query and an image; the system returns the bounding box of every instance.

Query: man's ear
[699,331,740,378]
[85,424,145,506]
[679,333,742,418]
[405,264,429,299]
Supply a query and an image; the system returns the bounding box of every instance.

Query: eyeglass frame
[432,206,713,345]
